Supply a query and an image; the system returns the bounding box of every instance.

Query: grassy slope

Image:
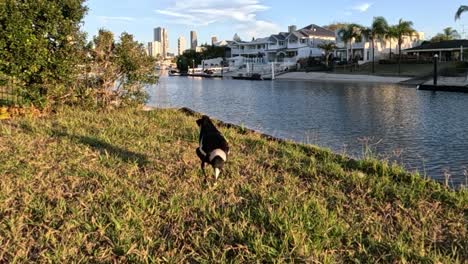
[0,108,466,263]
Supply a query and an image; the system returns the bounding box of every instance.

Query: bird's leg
[201,161,206,176]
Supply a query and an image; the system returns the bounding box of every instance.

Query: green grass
[0,107,466,263]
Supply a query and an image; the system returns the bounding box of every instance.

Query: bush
[85,30,158,108]
[0,0,88,109]
[0,1,157,110]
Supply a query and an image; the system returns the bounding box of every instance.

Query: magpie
[196,115,229,180]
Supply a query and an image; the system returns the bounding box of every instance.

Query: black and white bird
[196,115,229,180]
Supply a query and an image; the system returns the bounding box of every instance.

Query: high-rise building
[211,36,218,45]
[190,30,198,50]
[177,36,187,56]
[288,25,297,33]
[154,27,168,58]
[147,41,163,58]
[146,42,151,56]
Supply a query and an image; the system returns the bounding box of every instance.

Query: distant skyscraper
[177,36,187,56]
[154,27,168,58]
[288,25,297,33]
[190,31,198,50]
[233,33,242,42]
[211,36,218,45]
[148,41,162,58]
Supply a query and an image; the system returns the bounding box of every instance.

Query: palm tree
[394,19,416,75]
[431,27,461,42]
[337,27,352,62]
[362,17,389,73]
[337,23,363,62]
[443,27,460,39]
[455,5,468,20]
[385,25,398,60]
[317,42,337,67]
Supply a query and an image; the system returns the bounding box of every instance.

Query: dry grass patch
[0,107,466,263]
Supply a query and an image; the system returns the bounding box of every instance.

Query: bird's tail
[211,156,225,180]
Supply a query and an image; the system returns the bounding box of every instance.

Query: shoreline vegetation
[1,107,466,262]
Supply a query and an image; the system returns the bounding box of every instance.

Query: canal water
[147,74,468,187]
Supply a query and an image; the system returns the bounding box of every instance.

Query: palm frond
[455,5,468,20]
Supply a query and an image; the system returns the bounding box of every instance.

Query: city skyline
[153,27,168,58]
[83,0,468,54]
[190,31,198,51]
[177,36,187,56]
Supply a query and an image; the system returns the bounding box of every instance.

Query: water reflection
[147,75,468,187]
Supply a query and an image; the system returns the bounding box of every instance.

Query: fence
[0,85,21,106]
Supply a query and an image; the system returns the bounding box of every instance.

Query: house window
[279,41,285,46]
[301,39,306,44]
[367,51,370,60]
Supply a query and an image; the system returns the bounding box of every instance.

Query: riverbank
[277,72,411,83]
[0,107,466,262]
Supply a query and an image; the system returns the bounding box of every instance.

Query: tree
[323,22,348,32]
[393,19,416,75]
[337,28,352,61]
[89,29,118,104]
[0,0,88,108]
[443,27,461,39]
[176,56,189,73]
[317,42,337,67]
[385,25,398,60]
[431,27,461,42]
[337,23,363,62]
[114,33,157,106]
[88,30,157,107]
[362,17,389,73]
[200,45,226,59]
[180,49,202,70]
[455,5,468,20]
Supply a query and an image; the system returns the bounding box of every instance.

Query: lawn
[0,107,466,263]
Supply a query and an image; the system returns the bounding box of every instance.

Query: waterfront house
[228,24,336,65]
[336,32,424,63]
[404,39,468,61]
[228,24,425,67]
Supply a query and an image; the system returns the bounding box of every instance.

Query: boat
[187,73,222,78]
[168,70,181,76]
[232,73,263,80]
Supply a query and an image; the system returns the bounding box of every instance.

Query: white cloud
[97,16,135,22]
[97,16,135,24]
[352,3,372,12]
[155,0,280,38]
[238,20,281,39]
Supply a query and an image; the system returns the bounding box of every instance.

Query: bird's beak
[214,168,220,180]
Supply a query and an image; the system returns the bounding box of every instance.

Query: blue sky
[83,0,468,53]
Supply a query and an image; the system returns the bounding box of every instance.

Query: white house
[228,24,336,64]
[336,32,425,63]
[213,40,230,47]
